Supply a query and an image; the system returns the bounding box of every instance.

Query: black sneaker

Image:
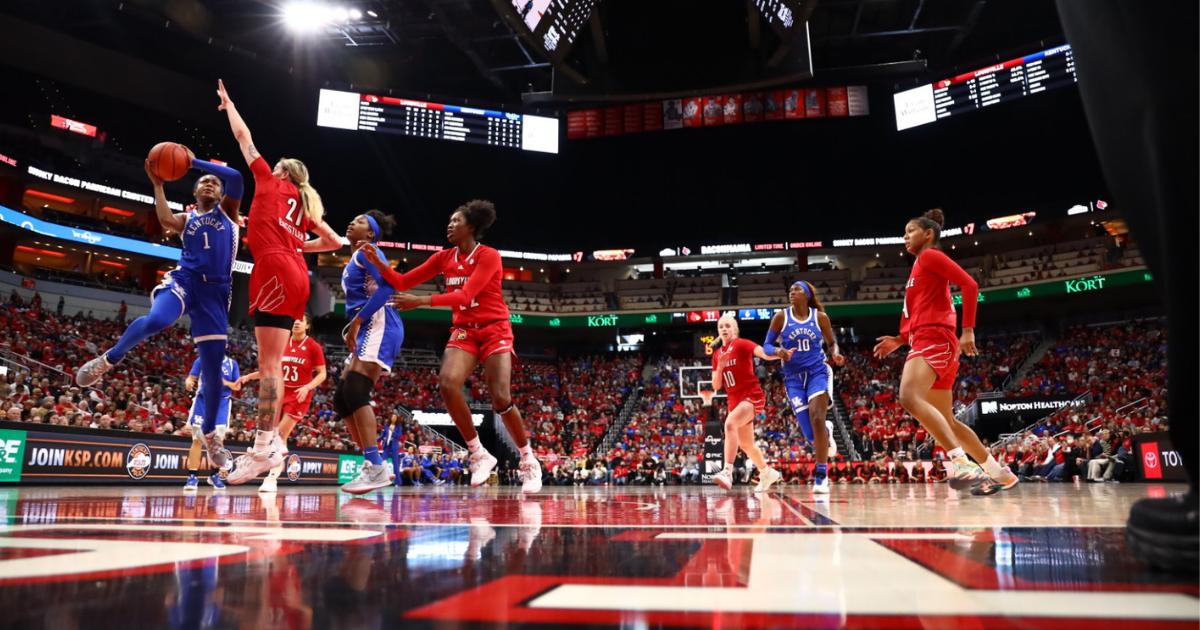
[1126,491,1199,573]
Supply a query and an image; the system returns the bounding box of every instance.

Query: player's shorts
[906,325,960,390]
[281,387,313,420]
[248,253,309,322]
[351,307,405,372]
[727,392,766,417]
[152,269,231,342]
[783,364,833,440]
[189,395,231,440]
[446,319,515,360]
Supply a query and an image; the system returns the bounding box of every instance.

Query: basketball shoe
[469,450,498,487]
[971,469,1019,496]
[948,457,989,490]
[755,467,782,492]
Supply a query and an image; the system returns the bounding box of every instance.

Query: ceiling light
[333,7,349,21]
[367,10,378,17]
[284,3,324,31]
[350,8,363,19]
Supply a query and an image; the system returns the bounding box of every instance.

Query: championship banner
[584,109,603,138]
[603,106,623,136]
[847,85,870,116]
[662,99,683,130]
[826,87,849,117]
[566,110,588,139]
[623,104,644,133]
[1133,432,1187,482]
[642,100,664,132]
[0,421,343,485]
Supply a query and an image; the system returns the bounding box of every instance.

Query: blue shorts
[784,364,833,439]
[351,308,405,372]
[153,270,232,342]
[189,396,232,439]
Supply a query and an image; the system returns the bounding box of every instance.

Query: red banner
[826,87,849,117]
[566,111,588,140]
[723,94,744,124]
[643,101,664,132]
[783,89,804,119]
[744,92,764,123]
[623,104,644,133]
[50,115,98,138]
[847,86,870,116]
[20,278,35,289]
[604,106,623,136]
[681,98,703,128]
[584,109,603,138]
[805,88,827,118]
[701,96,724,126]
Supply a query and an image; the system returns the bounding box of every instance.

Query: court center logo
[126,443,153,479]
[286,454,302,482]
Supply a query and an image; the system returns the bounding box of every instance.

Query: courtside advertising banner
[1134,432,1187,482]
[0,421,342,485]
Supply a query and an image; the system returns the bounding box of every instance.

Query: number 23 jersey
[282,335,325,390]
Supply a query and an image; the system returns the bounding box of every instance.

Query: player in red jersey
[238,314,327,493]
[361,200,543,493]
[872,209,1018,496]
[709,315,783,491]
[214,80,343,485]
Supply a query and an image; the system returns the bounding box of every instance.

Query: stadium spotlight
[367,10,378,17]
[284,2,324,31]
[350,8,363,18]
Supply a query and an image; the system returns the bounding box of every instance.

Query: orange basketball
[147,142,191,181]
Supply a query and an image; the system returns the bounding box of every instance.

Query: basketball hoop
[699,390,715,407]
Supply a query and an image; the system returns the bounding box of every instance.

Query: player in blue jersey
[77,154,244,470]
[182,354,241,491]
[763,281,845,494]
[336,210,406,495]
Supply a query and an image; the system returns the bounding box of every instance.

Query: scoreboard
[894,44,1077,131]
[316,89,559,154]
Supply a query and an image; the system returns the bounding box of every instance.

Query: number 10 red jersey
[712,338,762,402]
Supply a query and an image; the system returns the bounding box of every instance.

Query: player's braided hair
[910,208,945,246]
[457,199,497,239]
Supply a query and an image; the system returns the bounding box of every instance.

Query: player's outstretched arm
[192,159,244,218]
[215,79,260,166]
[303,220,344,253]
[146,159,187,233]
[359,242,440,293]
[753,345,782,361]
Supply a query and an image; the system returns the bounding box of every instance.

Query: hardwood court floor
[0,482,1194,629]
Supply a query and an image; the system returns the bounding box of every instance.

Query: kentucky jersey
[179,207,238,283]
[780,307,826,373]
[189,356,240,399]
[342,244,404,371]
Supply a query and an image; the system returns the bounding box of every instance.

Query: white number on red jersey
[284,198,302,226]
[283,365,300,384]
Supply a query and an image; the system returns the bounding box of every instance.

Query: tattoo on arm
[248,145,261,160]
[256,377,279,432]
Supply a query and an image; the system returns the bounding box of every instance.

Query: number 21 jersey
[247,156,312,260]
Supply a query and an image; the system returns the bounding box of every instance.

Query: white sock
[467,437,483,453]
[519,444,533,460]
[981,455,1005,477]
[947,447,966,461]
[723,462,733,473]
[255,430,276,453]
[267,464,283,479]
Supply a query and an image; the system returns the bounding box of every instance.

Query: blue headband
[361,215,380,243]
[793,281,811,298]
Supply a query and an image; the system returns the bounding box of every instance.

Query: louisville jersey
[247,157,312,260]
[712,338,763,401]
[379,243,508,326]
[901,248,979,336]
[780,306,826,373]
[179,207,238,283]
[281,335,325,389]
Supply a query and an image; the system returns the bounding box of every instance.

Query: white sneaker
[203,431,231,468]
[469,450,498,487]
[340,461,395,495]
[519,457,543,494]
[755,467,782,493]
[814,475,831,494]
[826,421,838,458]
[713,468,733,490]
[75,354,113,388]
[259,476,278,493]
[226,448,283,485]
[273,435,288,458]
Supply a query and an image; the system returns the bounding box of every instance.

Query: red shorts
[446,319,515,360]
[906,325,960,390]
[248,254,309,321]
[281,387,312,420]
[727,392,766,416]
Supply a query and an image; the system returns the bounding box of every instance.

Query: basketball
[146,142,191,181]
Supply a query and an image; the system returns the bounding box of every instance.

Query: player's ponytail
[910,208,945,246]
[279,158,325,223]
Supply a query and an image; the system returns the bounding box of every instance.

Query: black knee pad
[342,371,374,414]
[332,379,353,418]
